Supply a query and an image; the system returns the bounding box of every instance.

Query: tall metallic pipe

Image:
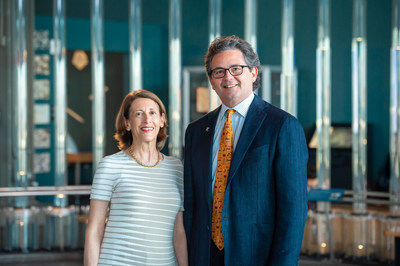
[129,0,142,91]
[244,0,257,51]
[169,0,182,158]
[53,0,67,205]
[390,0,400,215]
[13,0,29,207]
[91,0,105,169]
[316,0,332,257]
[352,0,367,214]
[281,0,297,117]
[208,0,221,111]
[316,0,331,198]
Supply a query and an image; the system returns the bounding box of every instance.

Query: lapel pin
[205,127,209,132]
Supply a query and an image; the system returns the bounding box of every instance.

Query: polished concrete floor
[0,252,393,266]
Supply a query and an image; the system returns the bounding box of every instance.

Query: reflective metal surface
[208,0,221,111]
[316,0,331,223]
[352,0,367,214]
[168,0,182,158]
[91,0,105,169]
[14,0,29,199]
[0,185,91,197]
[244,0,257,51]
[129,0,142,91]
[281,0,297,116]
[390,0,400,216]
[53,0,67,208]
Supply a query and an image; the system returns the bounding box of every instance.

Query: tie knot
[226,109,235,118]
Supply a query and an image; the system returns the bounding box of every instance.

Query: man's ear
[251,67,258,83]
[208,75,215,91]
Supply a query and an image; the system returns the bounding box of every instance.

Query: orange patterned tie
[212,109,235,250]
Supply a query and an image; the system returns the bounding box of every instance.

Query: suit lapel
[198,107,220,213]
[227,96,268,185]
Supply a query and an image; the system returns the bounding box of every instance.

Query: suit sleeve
[183,124,194,245]
[268,116,308,265]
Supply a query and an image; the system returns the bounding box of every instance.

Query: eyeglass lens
[212,65,245,78]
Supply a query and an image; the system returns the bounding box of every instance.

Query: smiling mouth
[141,127,154,132]
[224,84,237,88]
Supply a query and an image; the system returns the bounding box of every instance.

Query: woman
[84,90,187,266]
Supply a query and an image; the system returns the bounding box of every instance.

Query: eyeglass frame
[208,65,252,79]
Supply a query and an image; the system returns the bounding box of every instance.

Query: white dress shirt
[211,93,255,190]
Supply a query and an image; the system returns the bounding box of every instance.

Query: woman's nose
[143,113,151,122]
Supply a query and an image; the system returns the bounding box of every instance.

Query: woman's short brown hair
[114,90,168,151]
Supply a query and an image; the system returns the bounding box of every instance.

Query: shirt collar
[220,93,254,119]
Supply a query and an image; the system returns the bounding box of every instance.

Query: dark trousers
[210,241,225,266]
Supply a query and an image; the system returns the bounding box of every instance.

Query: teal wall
[35,0,391,189]
[34,15,168,186]
[180,0,391,188]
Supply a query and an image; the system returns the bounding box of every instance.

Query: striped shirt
[90,150,184,265]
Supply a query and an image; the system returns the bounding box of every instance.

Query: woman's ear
[125,119,131,131]
[161,113,166,128]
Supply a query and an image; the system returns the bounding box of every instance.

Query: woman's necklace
[128,145,161,168]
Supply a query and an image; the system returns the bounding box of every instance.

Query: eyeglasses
[209,65,251,79]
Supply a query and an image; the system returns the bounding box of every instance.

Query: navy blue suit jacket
[183,95,308,266]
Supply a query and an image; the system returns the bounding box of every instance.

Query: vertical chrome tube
[352,0,367,214]
[316,0,332,257]
[316,0,331,196]
[169,0,182,158]
[208,0,221,111]
[391,0,400,215]
[281,0,297,117]
[129,0,142,91]
[53,0,67,189]
[91,0,105,168]
[209,0,221,47]
[13,0,29,207]
[244,0,257,51]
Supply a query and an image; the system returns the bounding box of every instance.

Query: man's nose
[223,69,233,79]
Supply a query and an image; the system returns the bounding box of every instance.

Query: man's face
[208,49,258,108]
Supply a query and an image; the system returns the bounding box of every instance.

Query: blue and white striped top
[90,150,184,266]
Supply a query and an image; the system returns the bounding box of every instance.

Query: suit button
[207,226,210,230]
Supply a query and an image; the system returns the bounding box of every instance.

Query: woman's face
[125,97,165,148]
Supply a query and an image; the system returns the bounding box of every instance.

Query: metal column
[169,0,182,158]
[352,0,367,214]
[129,0,142,92]
[53,0,67,207]
[391,0,400,216]
[316,0,331,201]
[13,0,31,208]
[91,0,105,169]
[208,0,221,111]
[281,0,297,117]
[244,0,257,51]
[316,0,333,258]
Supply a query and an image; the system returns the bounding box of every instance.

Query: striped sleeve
[174,157,184,211]
[90,155,119,201]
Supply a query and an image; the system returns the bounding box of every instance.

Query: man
[183,35,308,265]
